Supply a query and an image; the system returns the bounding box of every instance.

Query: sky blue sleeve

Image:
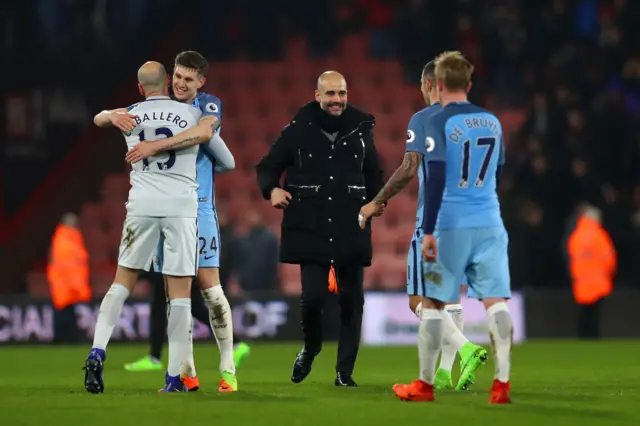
[405,114,427,155]
[203,133,235,173]
[201,94,222,121]
[422,115,446,163]
[421,114,447,233]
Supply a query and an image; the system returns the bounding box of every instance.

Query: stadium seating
[27,35,525,298]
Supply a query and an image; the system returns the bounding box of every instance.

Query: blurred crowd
[5,0,640,292]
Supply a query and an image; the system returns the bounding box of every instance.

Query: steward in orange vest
[47,213,91,342]
[567,204,616,339]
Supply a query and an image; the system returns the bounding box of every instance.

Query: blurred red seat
[26,271,49,298]
[339,35,368,60]
[101,174,129,204]
[279,264,301,295]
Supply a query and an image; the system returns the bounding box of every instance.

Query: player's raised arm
[374,115,429,205]
[204,132,235,173]
[358,114,427,228]
[94,108,138,131]
[125,115,220,164]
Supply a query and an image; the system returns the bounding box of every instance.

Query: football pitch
[1,341,638,426]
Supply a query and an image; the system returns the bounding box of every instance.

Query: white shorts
[117,215,198,276]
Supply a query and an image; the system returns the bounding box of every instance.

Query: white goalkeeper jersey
[123,96,202,218]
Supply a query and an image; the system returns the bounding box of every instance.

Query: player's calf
[483,297,513,402]
[164,276,193,390]
[198,267,237,379]
[393,296,443,402]
[84,265,137,393]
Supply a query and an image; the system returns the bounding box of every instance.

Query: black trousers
[53,305,81,344]
[578,299,602,339]
[145,271,241,360]
[300,262,364,376]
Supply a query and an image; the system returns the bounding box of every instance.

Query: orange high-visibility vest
[567,216,616,304]
[47,225,91,310]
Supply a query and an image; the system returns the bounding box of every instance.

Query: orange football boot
[392,379,435,402]
[489,379,511,404]
[182,376,200,392]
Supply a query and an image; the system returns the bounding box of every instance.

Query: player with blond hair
[371,51,512,403]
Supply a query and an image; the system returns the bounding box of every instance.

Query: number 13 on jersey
[139,127,176,171]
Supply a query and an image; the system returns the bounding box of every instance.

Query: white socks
[92,284,130,350]
[439,304,465,371]
[202,285,235,374]
[180,316,197,378]
[418,309,443,384]
[167,298,192,377]
[487,301,513,383]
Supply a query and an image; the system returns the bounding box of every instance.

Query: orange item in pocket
[328,266,339,294]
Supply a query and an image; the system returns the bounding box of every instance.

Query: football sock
[487,301,512,383]
[167,298,191,377]
[202,285,235,374]
[443,306,468,351]
[92,284,130,350]
[439,304,464,371]
[418,309,443,385]
[180,316,197,378]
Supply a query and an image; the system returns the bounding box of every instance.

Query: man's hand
[109,111,138,132]
[271,188,292,209]
[358,201,385,229]
[421,234,438,262]
[125,142,157,164]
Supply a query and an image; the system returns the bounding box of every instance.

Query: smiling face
[172,65,205,103]
[315,72,348,116]
[172,51,209,103]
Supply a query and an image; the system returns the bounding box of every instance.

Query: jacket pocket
[347,185,367,203]
[288,184,322,200]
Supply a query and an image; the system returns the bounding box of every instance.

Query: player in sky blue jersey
[95,52,245,393]
[393,51,512,404]
[359,60,487,392]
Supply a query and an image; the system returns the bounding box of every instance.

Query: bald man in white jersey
[83,61,217,393]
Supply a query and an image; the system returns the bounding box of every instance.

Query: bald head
[317,71,346,91]
[315,71,348,116]
[137,61,168,93]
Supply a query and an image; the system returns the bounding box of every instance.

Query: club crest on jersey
[406,130,415,143]
[205,102,219,113]
[425,136,435,152]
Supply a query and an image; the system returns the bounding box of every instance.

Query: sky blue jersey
[421,102,505,232]
[191,92,222,209]
[405,102,442,229]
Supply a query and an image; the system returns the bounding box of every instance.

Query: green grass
[1,341,639,425]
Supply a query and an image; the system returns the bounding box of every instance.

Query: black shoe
[291,350,316,384]
[83,355,105,394]
[335,372,357,387]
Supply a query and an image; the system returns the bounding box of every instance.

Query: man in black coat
[256,71,384,386]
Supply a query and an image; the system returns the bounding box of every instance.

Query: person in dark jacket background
[256,71,384,387]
